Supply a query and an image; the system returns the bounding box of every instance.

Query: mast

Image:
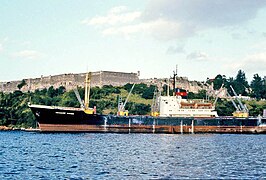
[172,65,178,96]
[84,72,91,110]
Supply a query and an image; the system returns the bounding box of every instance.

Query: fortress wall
[0,71,140,93]
[0,81,18,92]
[0,71,206,93]
[101,71,139,86]
[140,77,207,93]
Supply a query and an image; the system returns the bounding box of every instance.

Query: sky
[1,0,266,82]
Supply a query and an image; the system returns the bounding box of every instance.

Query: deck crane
[73,88,85,109]
[151,86,160,117]
[117,83,135,116]
[227,92,241,111]
[73,72,95,114]
[229,85,249,117]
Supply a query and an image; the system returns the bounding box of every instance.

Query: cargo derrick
[229,85,249,118]
[117,83,135,116]
[151,85,160,117]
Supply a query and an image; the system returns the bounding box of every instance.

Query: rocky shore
[0,126,13,130]
[0,126,40,132]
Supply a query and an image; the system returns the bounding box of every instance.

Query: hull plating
[30,105,266,134]
[38,124,266,134]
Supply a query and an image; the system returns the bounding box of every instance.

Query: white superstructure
[158,95,218,117]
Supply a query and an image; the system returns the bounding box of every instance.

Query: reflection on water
[0,132,265,179]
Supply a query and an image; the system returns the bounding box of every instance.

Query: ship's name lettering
[55,112,74,115]
[55,112,66,114]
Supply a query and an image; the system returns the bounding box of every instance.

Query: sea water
[0,131,265,179]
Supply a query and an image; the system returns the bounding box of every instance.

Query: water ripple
[0,131,265,179]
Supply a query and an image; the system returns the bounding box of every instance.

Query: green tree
[231,70,249,96]
[215,99,235,116]
[213,74,226,90]
[57,86,66,95]
[250,74,263,100]
[142,85,156,99]
[17,79,27,90]
[133,83,147,94]
[124,83,147,95]
[47,86,56,98]
[126,102,151,115]
[58,90,80,108]
[188,90,207,99]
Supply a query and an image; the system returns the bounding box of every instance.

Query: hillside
[0,83,266,129]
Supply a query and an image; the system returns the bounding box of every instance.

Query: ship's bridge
[158,96,218,117]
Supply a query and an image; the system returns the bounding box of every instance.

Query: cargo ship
[29,72,106,132]
[29,72,266,133]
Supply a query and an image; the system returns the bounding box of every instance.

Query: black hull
[30,105,105,125]
[29,105,266,133]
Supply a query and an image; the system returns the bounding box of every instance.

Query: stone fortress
[0,70,209,94]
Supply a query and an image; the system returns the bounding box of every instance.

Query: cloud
[109,6,129,14]
[82,6,193,40]
[82,6,141,26]
[144,0,266,26]
[186,51,209,61]
[84,1,266,41]
[0,44,3,52]
[12,50,42,59]
[102,18,192,40]
[225,52,266,76]
[167,45,185,54]
[143,0,266,40]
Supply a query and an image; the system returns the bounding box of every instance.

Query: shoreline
[0,126,13,131]
[0,126,40,132]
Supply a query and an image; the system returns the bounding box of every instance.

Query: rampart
[0,71,139,93]
[0,71,207,93]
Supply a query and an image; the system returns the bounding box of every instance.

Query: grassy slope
[101,89,152,114]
